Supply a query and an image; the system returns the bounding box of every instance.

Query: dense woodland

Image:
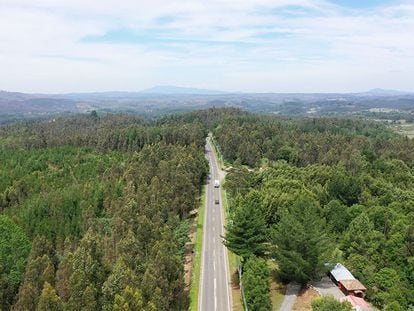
[0,113,208,310]
[1,108,414,310]
[201,109,414,310]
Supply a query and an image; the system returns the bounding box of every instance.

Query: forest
[1,108,414,310]
[200,109,413,310]
[0,113,208,310]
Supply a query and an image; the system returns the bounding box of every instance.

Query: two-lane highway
[199,137,231,311]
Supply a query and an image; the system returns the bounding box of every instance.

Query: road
[199,137,231,311]
[279,283,301,311]
[312,277,345,300]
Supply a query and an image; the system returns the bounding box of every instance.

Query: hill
[1,88,414,123]
[141,85,228,95]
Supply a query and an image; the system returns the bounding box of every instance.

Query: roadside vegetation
[312,296,352,311]
[188,185,206,311]
[191,108,414,310]
[1,108,414,311]
[0,113,208,311]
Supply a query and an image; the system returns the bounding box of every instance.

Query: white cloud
[0,0,413,92]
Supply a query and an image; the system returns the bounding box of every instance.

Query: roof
[339,279,367,291]
[330,263,355,281]
[341,295,372,310]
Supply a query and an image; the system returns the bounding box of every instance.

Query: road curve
[199,137,232,311]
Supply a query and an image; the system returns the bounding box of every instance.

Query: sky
[0,0,413,93]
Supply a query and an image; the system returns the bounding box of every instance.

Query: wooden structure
[329,263,366,297]
[338,279,366,297]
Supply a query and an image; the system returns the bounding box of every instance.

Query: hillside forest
[0,113,208,311]
[0,108,413,310]
[204,109,414,310]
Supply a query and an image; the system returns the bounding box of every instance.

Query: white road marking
[199,137,232,311]
[220,190,232,311]
[214,278,217,310]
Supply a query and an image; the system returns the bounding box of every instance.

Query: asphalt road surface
[199,138,231,311]
[279,283,301,311]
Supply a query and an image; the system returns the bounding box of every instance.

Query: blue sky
[329,0,395,8]
[0,0,413,93]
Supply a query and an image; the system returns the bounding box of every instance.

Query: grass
[268,261,286,310]
[188,184,206,311]
[221,188,243,311]
[390,123,414,138]
[292,288,319,311]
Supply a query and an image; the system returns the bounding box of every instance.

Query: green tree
[323,200,351,233]
[36,282,63,311]
[55,251,74,303]
[277,145,299,164]
[67,230,107,311]
[141,229,184,310]
[13,254,55,311]
[224,191,268,261]
[0,215,31,309]
[271,198,333,284]
[342,213,384,278]
[242,257,271,311]
[311,295,352,311]
[371,268,411,309]
[224,167,257,197]
[81,285,98,311]
[102,258,137,311]
[384,301,404,311]
[113,286,144,311]
[327,171,361,206]
[90,110,99,122]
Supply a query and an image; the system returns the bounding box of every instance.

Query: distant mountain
[141,85,227,95]
[0,90,39,101]
[364,88,412,96]
[2,87,414,124]
[0,90,78,119]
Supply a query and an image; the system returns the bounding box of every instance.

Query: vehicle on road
[215,198,219,204]
[214,179,220,188]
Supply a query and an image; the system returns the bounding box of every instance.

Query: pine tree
[116,229,140,270]
[11,283,37,311]
[13,255,55,311]
[67,230,107,311]
[224,191,268,261]
[0,215,31,310]
[55,252,74,302]
[242,256,271,311]
[343,213,384,260]
[29,235,55,263]
[113,286,144,311]
[102,258,137,311]
[141,229,184,310]
[81,285,98,311]
[36,282,63,311]
[272,197,333,284]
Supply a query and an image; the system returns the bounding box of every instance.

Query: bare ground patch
[292,287,320,311]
